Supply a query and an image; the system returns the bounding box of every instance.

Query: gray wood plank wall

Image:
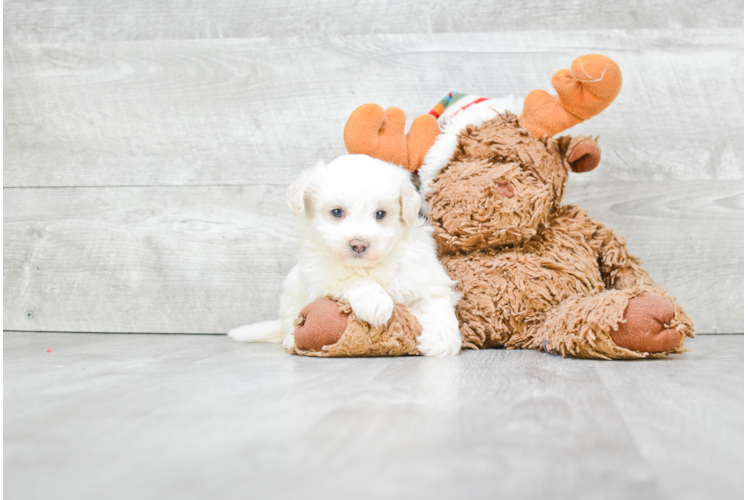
[4,1,743,334]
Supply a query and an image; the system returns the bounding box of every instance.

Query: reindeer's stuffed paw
[293,299,349,351]
[610,293,682,353]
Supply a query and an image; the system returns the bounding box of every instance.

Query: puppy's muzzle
[349,238,369,254]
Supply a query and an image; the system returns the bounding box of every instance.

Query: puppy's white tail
[228,319,284,343]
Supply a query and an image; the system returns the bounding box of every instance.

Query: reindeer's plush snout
[426,112,584,254]
[494,179,515,198]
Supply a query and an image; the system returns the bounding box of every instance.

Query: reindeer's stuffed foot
[610,292,687,354]
[292,298,349,351]
[288,298,422,357]
[528,287,693,360]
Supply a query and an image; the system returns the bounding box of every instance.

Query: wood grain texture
[4,332,743,500]
[4,0,742,43]
[4,180,742,334]
[4,2,743,338]
[593,339,744,500]
[4,29,743,187]
[3,185,297,333]
[563,178,744,333]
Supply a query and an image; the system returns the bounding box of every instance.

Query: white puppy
[228,154,462,357]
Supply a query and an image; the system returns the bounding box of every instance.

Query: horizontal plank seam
[3,329,226,336]
[3,330,743,336]
[4,28,743,47]
[3,184,290,190]
[3,180,744,190]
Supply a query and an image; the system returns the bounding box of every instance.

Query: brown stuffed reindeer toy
[290,54,693,359]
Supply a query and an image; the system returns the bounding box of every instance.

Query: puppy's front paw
[282,333,296,350]
[417,317,462,357]
[347,287,394,328]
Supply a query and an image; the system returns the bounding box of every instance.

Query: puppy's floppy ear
[399,178,421,227]
[287,162,321,216]
[286,177,308,217]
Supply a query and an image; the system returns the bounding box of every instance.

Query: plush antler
[519,54,622,139]
[343,104,440,173]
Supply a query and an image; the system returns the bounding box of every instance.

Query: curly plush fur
[288,300,421,357]
[301,56,689,359]
[425,110,694,359]
[285,106,694,360]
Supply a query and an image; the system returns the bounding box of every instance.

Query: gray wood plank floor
[3,3,743,500]
[4,332,743,500]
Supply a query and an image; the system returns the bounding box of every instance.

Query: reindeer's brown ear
[557,136,601,173]
[520,54,622,139]
[344,104,439,173]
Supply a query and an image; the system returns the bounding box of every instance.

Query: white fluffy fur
[228,154,462,357]
[419,95,523,212]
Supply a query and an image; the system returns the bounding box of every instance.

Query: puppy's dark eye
[331,208,344,219]
[375,210,386,220]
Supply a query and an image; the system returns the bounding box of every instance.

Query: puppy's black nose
[349,239,369,253]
